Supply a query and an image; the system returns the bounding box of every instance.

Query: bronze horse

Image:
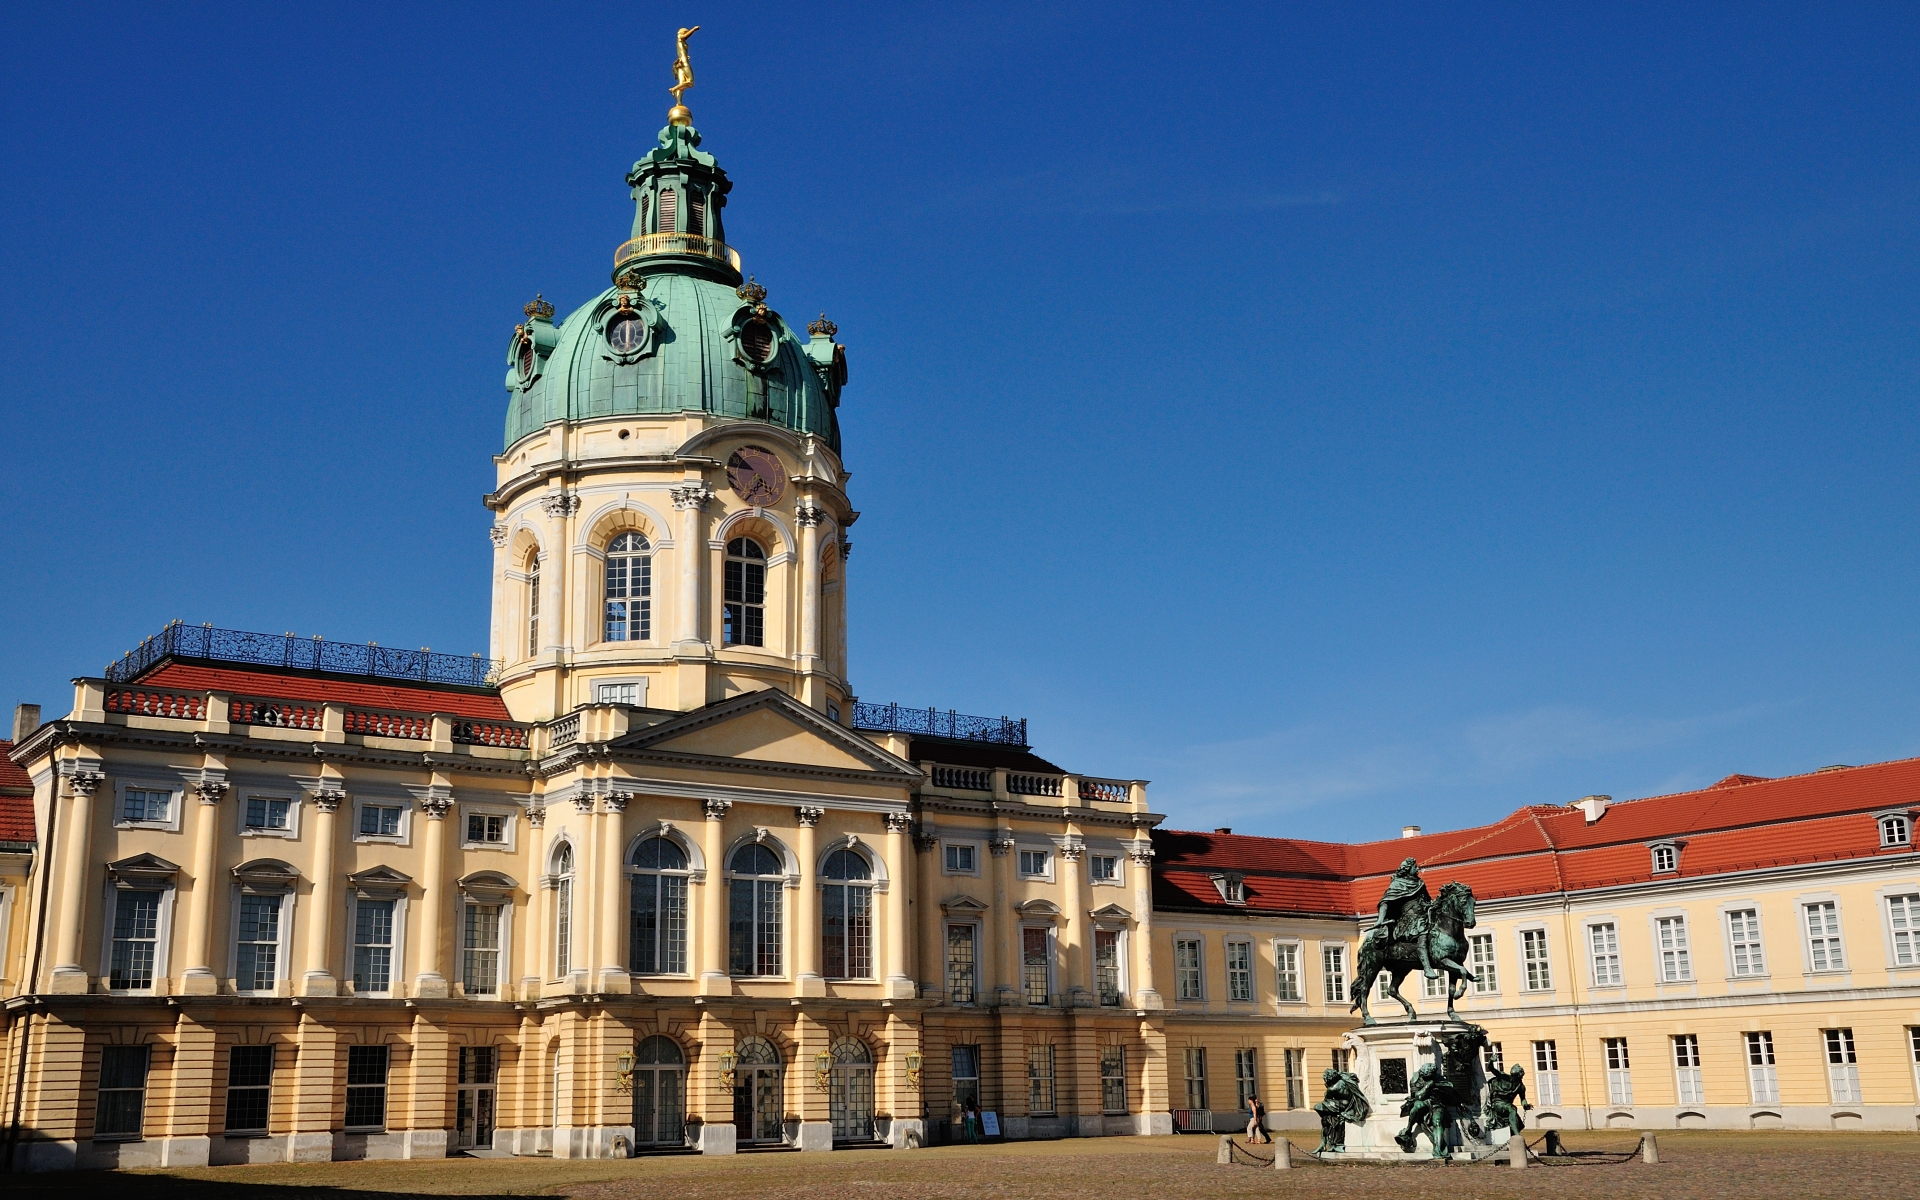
[1351,879,1478,1024]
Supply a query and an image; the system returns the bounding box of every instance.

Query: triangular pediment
[942,894,990,914]
[612,689,918,780]
[107,853,180,886]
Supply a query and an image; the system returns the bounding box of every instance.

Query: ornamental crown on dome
[736,276,768,306]
[808,313,838,338]
[524,294,556,321]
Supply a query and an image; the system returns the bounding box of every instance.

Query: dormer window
[1881,814,1912,848]
[1650,843,1679,874]
[1211,873,1247,905]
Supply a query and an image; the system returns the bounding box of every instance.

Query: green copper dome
[503,121,845,453]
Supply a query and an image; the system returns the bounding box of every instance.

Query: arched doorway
[828,1037,874,1142]
[632,1035,686,1147]
[732,1036,784,1144]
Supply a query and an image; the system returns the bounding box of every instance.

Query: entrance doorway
[828,1038,875,1142]
[732,1036,784,1143]
[455,1047,496,1151]
[632,1035,687,1147]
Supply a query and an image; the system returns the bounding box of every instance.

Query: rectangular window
[1090,854,1119,882]
[527,565,540,656]
[1532,1040,1561,1106]
[1027,1045,1056,1115]
[721,544,765,647]
[359,805,403,837]
[1745,1031,1779,1104]
[235,894,282,992]
[1588,922,1623,986]
[1604,1038,1632,1106]
[1824,1028,1861,1104]
[1284,1048,1305,1110]
[1018,849,1050,877]
[462,903,501,995]
[1094,929,1121,1006]
[1908,1027,1920,1103]
[1100,1045,1127,1114]
[1672,1035,1703,1106]
[1883,814,1912,847]
[1887,894,1920,967]
[1421,969,1446,999]
[945,923,977,1005]
[1022,927,1051,1005]
[555,874,573,977]
[1322,944,1347,1004]
[244,796,291,830]
[951,1045,980,1117]
[95,1045,150,1139]
[603,544,652,643]
[944,843,976,873]
[1331,1047,1351,1074]
[344,1045,389,1130]
[1656,916,1693,982]
[1522,929,1552,991]
[1805,901,1845,971]
[110,889,162,990]
[352,899,395,994]
[466,813,506,844]
[1468,932,1498,994]
[1234,1047,1258,1112]
[121,788,171,823]
[1225,940,1253,1002]
[1485,1042,1504,1074]
[1183,1047,1208,1111]
[224,1045,273,1134]
[1727,908,1766,976]
[1175,938,1204,1001]
[1274,942,1302,1001]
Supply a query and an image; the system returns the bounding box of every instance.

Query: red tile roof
[1154,757,1920,915]
[0,741,36,843]
[137,663,513,721]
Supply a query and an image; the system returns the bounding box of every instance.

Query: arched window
[828,1037,874,1141]
[723,538,766,647]
[630,836,689,975]
[632,1035,686,1146]
[552,842,574,978]
[604,532,652,642]
[821,847,874,980]
[526,553,541,658]
[734,1036,783,1144]
[728,843,784,976]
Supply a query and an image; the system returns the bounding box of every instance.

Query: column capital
[912,832,938,853]
[1059,841,1085,862]
[419,796,452,820]
[839,538,853,560]
[488,523,509,547]
[605,791,632,814]
[883,811,911,834]
[672,484,715,511]
[1127,845,1155,867]
[795,501,826,528]
[194,778,230,805]
[65,770,102,798]
[989,834,1016,857]
[310,789,345,813]
[527,803,548,828]
[540,490,582,518]
[703,797,732,821]
[795,805,825,828]
[571,793,597,815]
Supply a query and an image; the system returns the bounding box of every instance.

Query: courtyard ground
[1,1130,1915,1199]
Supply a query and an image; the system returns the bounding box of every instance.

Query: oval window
[607,314,646,355]
[741,320,774,364]
[518,337,535,378]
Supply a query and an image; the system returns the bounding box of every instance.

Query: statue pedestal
[1327,1019,1504,1163]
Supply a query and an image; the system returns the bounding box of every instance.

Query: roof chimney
[1575,795,1612,824]
[11,703,39,745]
[1401,825,1421,839]
[1213,827,1232,835]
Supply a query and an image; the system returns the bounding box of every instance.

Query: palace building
[4,60,1920,1172]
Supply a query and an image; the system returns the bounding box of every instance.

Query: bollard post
[1544,1129,1564,1156]
[1509,1138,1528,1168]
[1641,1133,1659,1164]
[1217,1135,1234,1164]
[1274,1138,1292,1170]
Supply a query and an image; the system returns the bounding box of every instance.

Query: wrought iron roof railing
[614,231,742,273]
[105,621,502,689]
[852,702,1026,747]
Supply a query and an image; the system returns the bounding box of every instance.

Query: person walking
[962,1097,981,1144]
[1245,1093,1269,1143]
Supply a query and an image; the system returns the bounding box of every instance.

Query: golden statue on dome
[668,25,699,125]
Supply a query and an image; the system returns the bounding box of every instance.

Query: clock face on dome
[606,313,647,355]
[727,447,786,506]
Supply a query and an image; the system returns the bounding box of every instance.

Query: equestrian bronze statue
[1351,859,1480,1024]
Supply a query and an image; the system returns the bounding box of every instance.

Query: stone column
[988,831,1015,1005]
[487,522,510,664]
[1129,845,1162,1009]
[671,484,713,650]
[303,790,343,995]
[415,793,452,997]
[405,1011,452,1159]
[794,807,826,997]
[694,1008,737,1153]
[793,1010,832,1151]
[1059,838,1086,1006]
[289,1010,338,1161]
[699,798,731,994]
[600,791,631,993]
[50,770,102,992]
[796,501,824,704]
[522,803,548,999]
[161,1008,217,1165]
[914,828,942,996]
[884,812,914,998]
[538,491,577,655]
[180,777,229,995]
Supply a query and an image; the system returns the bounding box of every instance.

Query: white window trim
[1090,922,1129,1005]
[459,897,515,997]
[112,777,185,833]
[944,917,985,1006]
[1583,916,1625,989]
[1318,941,1349,1005]
[99,882,178,995]
[1797,892,1849,976]
[1516,925,1554,994]
[1874,883,1920,971]
[1270,938,1306,1004]
[236,788,302,841]
[1019,922,1058,1003]
[0,885,13,990]
[458,803,519,853]
[1647,908,1696,985]
[941,839,983,878]
[351,797,413,846]
[226,885,297,997]
[593,676,651,706]
[1223,936,1256,1004]
[1016,845,1055,882]
[344,894,410,999]
[1173,932,1207,1003]
[1873,808,1914,849]
[1087,850,1125,888]
[1717,900,1770,981]
[1467,931,1500,996]
[1647,840,1681,874]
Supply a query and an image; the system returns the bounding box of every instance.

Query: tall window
[1226,940,1254,1002]
[821,847,874,979]
[655,188,677,233]
[462,902,501,995]
[1656,916,1692,982]
[110,890,162,990]
[96,1045,150,1138]
[1284,1048,1305,1109]
[945,924,977,1004]
[631,836,689,975]
[1175,938,1204,1001]
[722,537,766,647]
[122,788,171,823]
[526,554,541,657]
[224,1045,273,1134]
[1469,932,1498,993]
[1672,1035,1703,1105]
[1532,1040,1561,1106]
[604,532,652,642]
[1274,942,1301,1001]
[1886,893,1920,967]
[688,190,706,236]
[1908,1027,1920,1103]
[1322,944,1347,1003]
[1485,1042,1504,1073]
[1727,908,1766,976]
[1094,929,1121,1005]
[1330,1047,1351,1074]
[728,843,785,976]
[1521,928,1552,991]
[1603,1038,1632,1106]
[553,842,574,977]
[1588,922,1622,986]
[1804,901,1845,971]
[353,898,395,994]
[1824,1028,1861,1104]
[951,1045,980,1116]
[1182,1047,1208,1110]
[1022,927,1052,1004]
[345,1045,389,1130]
[1028,1045,1056,1115]
[1100,1046,1127,1114]
[1745,1032,1779,1103]
[1234,1048,1258,1111]
[235,894,282,992]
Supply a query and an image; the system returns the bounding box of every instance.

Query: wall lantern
[815,1050,833,1091]
[906,1051,924,1090]
[718,1051,738,1091]
[615,1048,636,1094]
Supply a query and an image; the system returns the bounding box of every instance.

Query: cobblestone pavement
[3,1130,1915,1199]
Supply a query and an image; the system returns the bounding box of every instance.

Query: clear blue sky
[4,3,1919,842]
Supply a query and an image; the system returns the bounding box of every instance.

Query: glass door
[829,1038,874,1141]
[455,1047,495,1151]
[632,1035,687,1146]
[732,1037,784,1143]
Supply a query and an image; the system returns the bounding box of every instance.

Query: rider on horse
[1372,858,1437,979]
